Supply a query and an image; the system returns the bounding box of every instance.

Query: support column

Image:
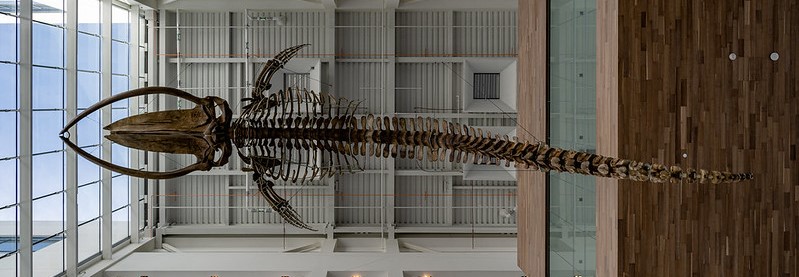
[144,9,159,238]
[65,0,79,274]
[100,0,114,260]
[128,4,142,243]
[381,9,397,239]
[324,9,336,238]
[156,10,177,237]
[516,1,547,276]
[443,11,454,226]
[18,0,33,275]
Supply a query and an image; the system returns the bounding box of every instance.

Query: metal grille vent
[473,73,500,99]
[284,73,311,91]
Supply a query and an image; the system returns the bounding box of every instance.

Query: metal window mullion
[383,9,397,239]
[144,8,157,237]
[128,4,140,243]
[0,202,20,210]
[77,30,101,37]
[0,156,19,161]
[18,0,33,275]
[100,0,113,260]
[31,149,65,156]
[31,190,64,202]
[30,19,64,29]
[78,180,100,189]
[156,9,171,235]
[65,0,78,273]
[31,64,65,71]
[323,9,335,237]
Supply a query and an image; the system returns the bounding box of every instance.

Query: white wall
[499,60,517,110]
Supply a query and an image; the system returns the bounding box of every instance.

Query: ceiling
[155,0,518,11]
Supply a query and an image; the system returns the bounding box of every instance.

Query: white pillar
[18,0,33,275]
[128,4,142,243]
[65,0,79,274]
[101,0,114,260]
[324,9,336,238]
[381,9,397,239]
[144,9,158,237]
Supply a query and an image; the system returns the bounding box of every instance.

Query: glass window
[32,66,64,110]
[32,152,63,199]
[32,192,65,277]
[111,75,128,108]
[77,182,100,223]
[0,14,17,62]
[77,72,100,109]
[0,160,16,208]
[111,176,128,210]
[111,6,128,42]
[111,142,128,168]
[77,218,100,262]
[30,235,64,252]
[32,111,63,154]
[32,0,65,26]
[32,194,63,240]
[77,33,100,72]
[77,154,99,186]
[111,41,128,75]
[0,207,18,255]
[111,107,127,123]
[32,233,64,277]
[77,0,100,35]
[0,64,17,111]
[32,22,64,68]
[0,0,16,15]
[548,0,597,276]
[111,207,128,244]
[0,112,16,159]
[75,111,99,147]
[0,251,17,276]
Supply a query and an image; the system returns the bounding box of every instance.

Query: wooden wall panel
[516,0,547,276]
[596,0,620,275]
[602,0,799,275]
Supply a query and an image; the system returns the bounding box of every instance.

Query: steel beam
[158,224,517,235]
[104,251,522,274]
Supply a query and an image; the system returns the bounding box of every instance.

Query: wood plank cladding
[516,0,548,276]
[596,0,620,275]
[598,0,799,275]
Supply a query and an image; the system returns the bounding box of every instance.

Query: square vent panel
[284,72,311,91]
[473,73,500,99]
[462,58,516,112]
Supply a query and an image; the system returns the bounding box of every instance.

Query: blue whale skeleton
[60,44,753,230]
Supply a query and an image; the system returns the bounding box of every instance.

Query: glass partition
[548,0,597,276]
